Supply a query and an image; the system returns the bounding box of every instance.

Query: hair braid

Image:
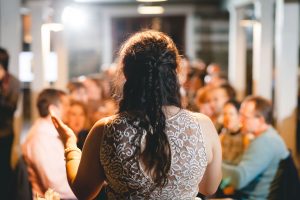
[118,30,181,188]
[143,59,171,187]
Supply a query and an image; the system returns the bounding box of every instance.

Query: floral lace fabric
[100,110,208,200]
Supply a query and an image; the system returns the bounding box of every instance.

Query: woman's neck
[162,105,181,119]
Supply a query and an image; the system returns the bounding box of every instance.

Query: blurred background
[0,0,300,172]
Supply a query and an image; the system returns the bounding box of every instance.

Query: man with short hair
[22,88,75,199]
[0,47,20,199]
[222,96,289,199]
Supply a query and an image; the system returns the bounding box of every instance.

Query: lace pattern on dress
[100,110,208,199]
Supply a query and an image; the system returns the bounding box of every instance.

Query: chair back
[268,153,300,200]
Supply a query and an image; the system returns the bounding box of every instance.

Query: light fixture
[137,0,167,2]
[138,5,164,15]
[62,6,87,28]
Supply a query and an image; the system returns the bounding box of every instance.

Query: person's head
[119,30,181,110]
[37,88,69,122]
[67,81,88,103]
[204,73,227,87]
[185,68,205,92]
[239,96,272,135]
[0,47,9,80]
[67,101,89,135]
[192,58,206,71]
[118,30,181,187]
[206,63,221,76]
[223,100,241,132]
[195,87,213,117]
[83,78,102,101]
[207,84,235,117]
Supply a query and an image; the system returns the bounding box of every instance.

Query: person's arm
[198,115,222,195]
[51,114,107,200]
[222,137,274,189]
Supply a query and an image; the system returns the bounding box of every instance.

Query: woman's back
[100,109,208,199]
[50,30,221,200]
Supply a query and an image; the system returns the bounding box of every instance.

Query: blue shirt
[222,126,289,200]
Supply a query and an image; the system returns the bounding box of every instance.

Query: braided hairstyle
[118,30,182,188]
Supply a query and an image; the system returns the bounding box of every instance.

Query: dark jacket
[0,73,20,138]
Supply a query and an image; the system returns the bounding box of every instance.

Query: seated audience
[220,100,251,165]
[51,30,222,199]
[222,96,289,199]
[217,100,252,197]
[22,89,76,199]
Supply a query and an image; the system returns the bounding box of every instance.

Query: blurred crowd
[1,45,299,200]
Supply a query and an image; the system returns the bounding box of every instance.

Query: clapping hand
[50,108,77,148]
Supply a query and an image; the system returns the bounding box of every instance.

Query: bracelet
[65,156,81,162]
[64,146,81,156]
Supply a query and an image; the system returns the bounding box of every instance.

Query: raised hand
[50,108,77,148]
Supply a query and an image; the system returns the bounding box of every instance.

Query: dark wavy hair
[118,30,182,187]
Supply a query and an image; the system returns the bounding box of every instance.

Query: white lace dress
[100,109,208,199]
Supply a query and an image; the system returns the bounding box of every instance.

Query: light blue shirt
[222,126,289,200]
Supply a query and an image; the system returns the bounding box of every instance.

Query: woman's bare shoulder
[88,114,119,139]
[188,111,218,161]
[94,114,118,127]
[188,111,214,125]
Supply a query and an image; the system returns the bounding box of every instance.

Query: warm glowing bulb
[138,6,164,15]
